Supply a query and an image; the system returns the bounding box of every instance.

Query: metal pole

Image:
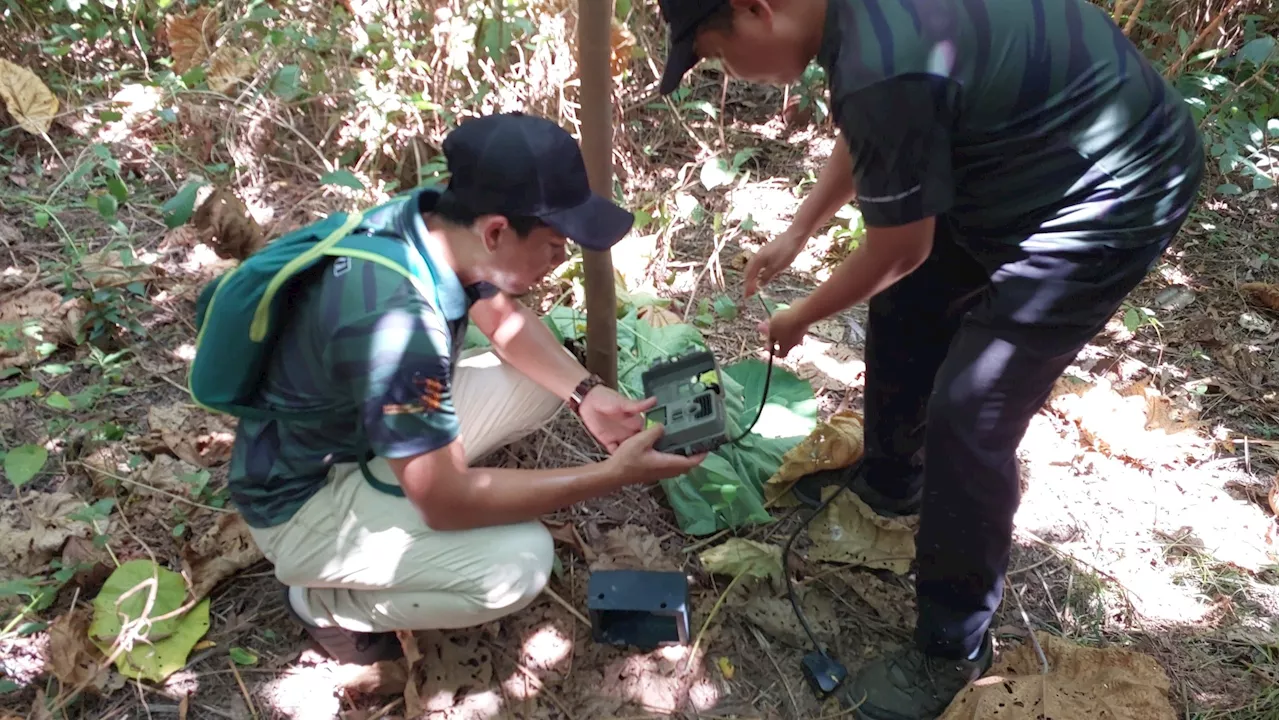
[577,0,620,389]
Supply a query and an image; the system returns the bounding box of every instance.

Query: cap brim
[542,194,635,251]
[659,35,698,95]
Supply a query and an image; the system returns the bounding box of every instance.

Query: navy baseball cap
[658,0,729,95]
[441,112,634,251]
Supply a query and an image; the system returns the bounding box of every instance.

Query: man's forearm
[793,220,934,326]
[791,135,857,238]
[486,302,589,400]
[420,462,620,531]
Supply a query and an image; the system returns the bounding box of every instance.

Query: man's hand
[578,386,657,453]
[606,424,707,484]
[743,230,808,298]
[758,305,810,358]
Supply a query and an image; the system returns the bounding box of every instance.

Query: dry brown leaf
[193,187,265,260]
[637,304,682,328]
[940,632,1176,720]
[1049,377,1211,469]
[590,524,678,572]
[80,443,135,497]
[165,8,217,74]
[0,58,58,135]
[543,519,596,562]
[808,488,917,574]
[47,608,123,695]
[0,493,98,578]
[742,591,838,647]
[181,513,264,598]
[419,630,493,715]
[147,403,236,467]
[839,572,917,629]
[59,536,113,593]
[0,289,84,369]
[698,538,783,586]
[1240,282,1280,312]
[610,19,635,77]
[765,411,865,507]
[207,45,253,94]
[76,247,157,290]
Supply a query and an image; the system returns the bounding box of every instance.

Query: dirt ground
[1,6,1278,719]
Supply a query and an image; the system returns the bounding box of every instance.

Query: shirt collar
[400,187,472,322]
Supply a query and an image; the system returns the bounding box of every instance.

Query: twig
[1010,582,1050,674]
[1163,0,1246,79]
[228,658,260,720]
[685,568,748,671]
[1122,0,1147,35]
[682,529,729,554]
[542,586,591,627]
[749,625,799,718]
[75,462,233,514]
[367,697,405,720]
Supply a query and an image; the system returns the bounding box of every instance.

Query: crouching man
[210,112,705,664]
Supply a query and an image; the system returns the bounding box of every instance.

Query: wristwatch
[568,373,604,415]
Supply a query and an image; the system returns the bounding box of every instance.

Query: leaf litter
[808,488,917,574]
[0,289,85,369]
[180,513,263,599]
[0,493,101,579]
[47,608,124,696]
[146,403,236,468]
[940,632,1177,720]
[764,410,865,507]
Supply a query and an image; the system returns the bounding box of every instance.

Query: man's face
[486,222,570,296]
[692,0,811,87]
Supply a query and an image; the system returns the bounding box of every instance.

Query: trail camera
[641,350,729,456]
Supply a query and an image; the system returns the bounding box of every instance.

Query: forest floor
[1,5,1277,719]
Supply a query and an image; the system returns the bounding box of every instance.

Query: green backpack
[189,188,444,425]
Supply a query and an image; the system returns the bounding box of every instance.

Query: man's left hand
[759,305,810,358]
[578,387,658,453]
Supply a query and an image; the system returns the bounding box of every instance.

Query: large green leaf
[89,560,210,683]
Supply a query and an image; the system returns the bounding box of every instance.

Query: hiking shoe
[793,463,922,517]
[281,587,404,665]
[842,633,993,720]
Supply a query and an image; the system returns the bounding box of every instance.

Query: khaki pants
[247,349,563,633]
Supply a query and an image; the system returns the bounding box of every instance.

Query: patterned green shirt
[818,0,1205,248]
[227,189,497,528]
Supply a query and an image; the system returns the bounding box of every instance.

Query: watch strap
[568,373,604,415]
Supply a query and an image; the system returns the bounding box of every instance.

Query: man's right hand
[743,229,808,298]
[608,424,707,485]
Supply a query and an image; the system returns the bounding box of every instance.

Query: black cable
[725,294,776,446]
[783,457,864,656]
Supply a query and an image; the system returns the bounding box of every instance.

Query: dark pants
[860,224,1180,658]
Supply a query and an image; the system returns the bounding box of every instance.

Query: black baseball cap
[658,0,729,95]
[441,112,634,251]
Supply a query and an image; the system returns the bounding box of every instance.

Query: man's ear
[729,0,774,23]
[476,215,508,252]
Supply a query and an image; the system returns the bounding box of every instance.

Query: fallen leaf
[1049,377,1211,469]
[419,630,493,714]
[165,8,217,74]
[543,519,596,562]
[81,443,136,497]
[0,493,97,577]
[638,305,683,328]
[75,247,157,290]
[147,403,236,467]
[590,524,678,572]
[698,538,783,586]
[59,536,113,593]
[0,289,84,369]
[181,513,264,598]
[939,632,1176,720]
[192,188,265,260]
[207,45,253,94]
[764,411,865,507]
[1238,311,1273,334]
[134,454,206,504]
[1240,282,1279,311]
[0,58,58,135]
[1153,285,1197,311]
[47,608,123,695]
[716,656,735,680]
[742,591,838,647]
[88,559,212,683]
[808,488,917,574]
[838,572,917,629]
